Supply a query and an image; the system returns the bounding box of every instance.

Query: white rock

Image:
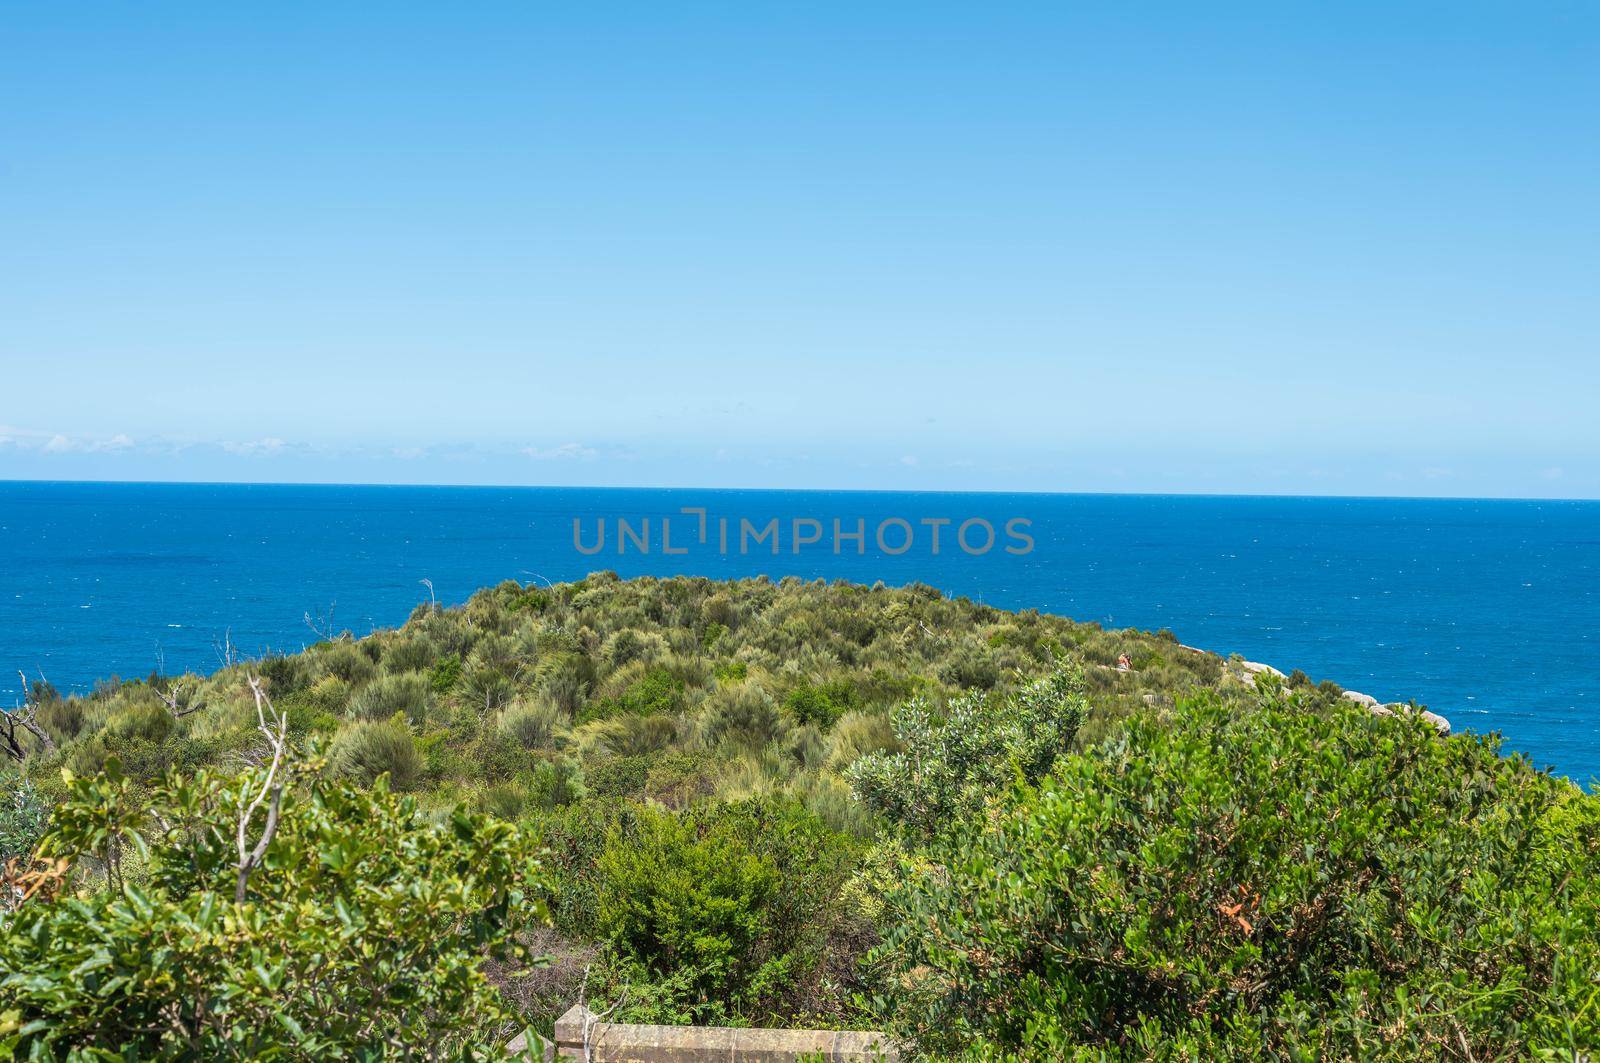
[1342,690,1380,709]
[1368,700,1451,735]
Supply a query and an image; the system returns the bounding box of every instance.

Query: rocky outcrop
[1199,652,1451,738]
[1232,659,1286,689]
[1363,696,1450,735]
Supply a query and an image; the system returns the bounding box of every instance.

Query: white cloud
[221,437,288,457]
[40,432,134,454]
[522,442,598,461]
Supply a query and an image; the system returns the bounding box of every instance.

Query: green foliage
[869,695,1600,1060]
[0,762,546,1058]
[0,771,48,862]
[497,699,564,750]
[429,652,462,694]
[783,681,855,729]
[590,798,860,1022]
[310,641,378,687]
[330,718,423,791]
[577,667,685,725]
[847,667,1086,840]
[9,574,1560,1052]
[699,683,781,749]
[348,670,432,724]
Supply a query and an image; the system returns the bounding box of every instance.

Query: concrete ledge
[549,1004,897,1062]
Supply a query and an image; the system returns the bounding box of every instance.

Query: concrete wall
[529,1003,898,1062]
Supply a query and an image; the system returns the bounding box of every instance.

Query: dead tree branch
[304,602,340,642]
[154,678,207,719]
[1,671,57,763]
[234,676,289,904]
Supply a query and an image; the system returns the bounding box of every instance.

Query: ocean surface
[2,481,1596,783]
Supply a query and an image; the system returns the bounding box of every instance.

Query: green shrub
[848,666,1085,840]
[1,761,545,1057]
[783,678,858,729]
[39,696,87,742]
[382,634,437,674]
[0,771,47,861]
[578,714,678,759]
[302,675,352,715]
[699,683,781,749]
[702,621,728,650]
[106,701,175,743]
[256,654,308,697]
[459,662,517,713]
[525,757,585,810]
[583,755,653,801]
[870,695,1600,1060]
[536,656,591,716]
[348,671,432,723]
[311,642,378,687]
[498,698,565,749]
[428,653,462,694]
[579,666,685,725]
[642,751,717,809]
[331,719,423,791]
[593,798,858,1020]
[937,642,1001,690]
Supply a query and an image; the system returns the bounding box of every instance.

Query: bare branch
[304,602,340,642]
[235,676,289,904]
[1,671,57,763]
[212,629,238,670]
[154,678,207,719]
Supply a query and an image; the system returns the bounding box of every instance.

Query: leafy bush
[782,680,855,728]
[870,695,1600,1060]
[592,798,859,1021]
[429,652,463,694]
[498,698,565,749]
[310,641,378,686]
[524,757,585,811]
[459,662,517,714]
[6,574,1541,1047]
[383,634,438,674]
[0,761,546,1058]
[0,771,47,862]
[848,666,1086,839]
[578,667,685,724]
[348,670,432,723]
[331,718,423,790]
[699,683,781,749]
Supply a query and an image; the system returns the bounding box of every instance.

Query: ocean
[2,481,1596,783]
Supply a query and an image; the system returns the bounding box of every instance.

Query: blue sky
[2,2,1596,497]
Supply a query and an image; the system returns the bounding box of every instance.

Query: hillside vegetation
[1,574,1596,1060]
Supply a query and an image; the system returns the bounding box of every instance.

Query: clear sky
[2,2,1596,497]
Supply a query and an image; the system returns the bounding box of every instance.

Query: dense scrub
[0,760,544,1058]
[2,575,1595,1059]
[869,695,1600,1060]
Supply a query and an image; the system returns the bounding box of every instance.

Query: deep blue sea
[2,481,1596,783]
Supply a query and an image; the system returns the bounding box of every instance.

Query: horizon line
[1,476,1596,505]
